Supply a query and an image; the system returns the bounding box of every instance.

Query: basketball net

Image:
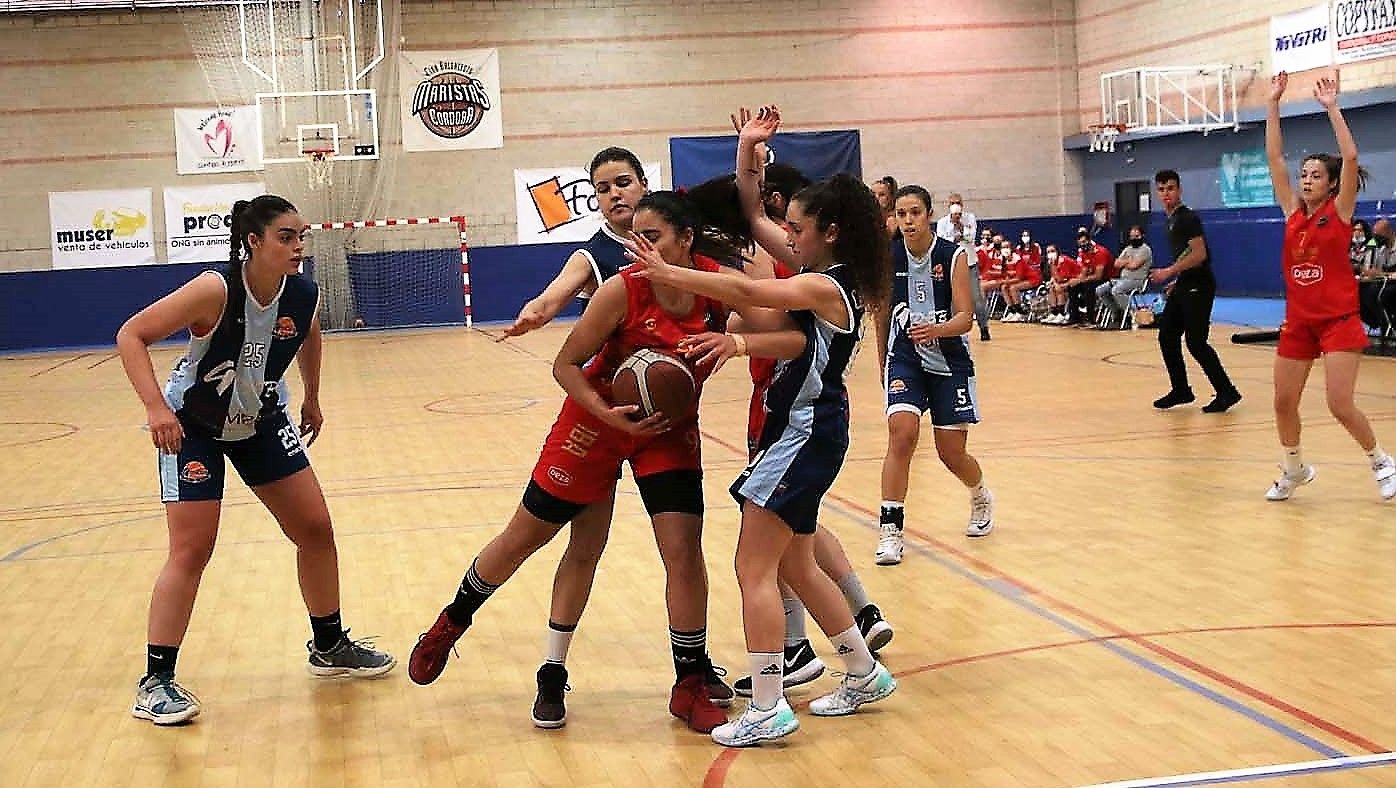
[306,150,335,191]
[1088,124,1124,153]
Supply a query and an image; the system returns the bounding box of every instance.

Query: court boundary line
[1082,752,1396,787]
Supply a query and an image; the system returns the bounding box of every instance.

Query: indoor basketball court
[2,1,1395,786]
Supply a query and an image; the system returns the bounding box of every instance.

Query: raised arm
[1314,72,1360,222]
[735,106,798,267]
[1266,71,1298,216]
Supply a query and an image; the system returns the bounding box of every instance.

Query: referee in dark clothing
[1147,169,1242,413]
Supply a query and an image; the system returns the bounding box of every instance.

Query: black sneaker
[531,662,569,729]
[979,328,992,341]
[854,604,895,652]
[1152,388,1196,409]
[1201,389,1242,413]
[732,639,826,697]
[696,656,734,708]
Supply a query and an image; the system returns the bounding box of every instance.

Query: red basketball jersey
[584,254,728,419]
[1283,198,1358,322]
[1052,254,1082,281]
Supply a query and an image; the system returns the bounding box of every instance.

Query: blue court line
[818,499,1347,759]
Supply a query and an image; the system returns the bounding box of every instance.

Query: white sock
[781,591,807,647]
[1365,444,1388,465]
[969,481,989,500]
[749,652,783,711]
[545,621,576,665]
[1283,445,1303,475]
[836,573,871,614]
[829,625,876,677]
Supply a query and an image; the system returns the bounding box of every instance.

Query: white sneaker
[1001,312,1023,323]
[1042,313,1060,325]
[875,523,904,565]
[808,662,897,717]
[1373,455,1396,500]
[711,697,799,747]
[1265,464,1316,501]
[966,490,994,537]
[132,673,201,725]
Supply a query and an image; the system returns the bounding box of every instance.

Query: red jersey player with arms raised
[1263,70,1395,502]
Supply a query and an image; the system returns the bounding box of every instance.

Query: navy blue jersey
[888,236,974,376]
[164,270,319,441]
[757,263,864,450]
[576,223,630,297]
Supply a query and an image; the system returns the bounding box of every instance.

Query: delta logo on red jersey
[1291,262,1323,286]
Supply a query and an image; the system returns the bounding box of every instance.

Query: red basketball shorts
[530,397,702,505]
[1277,313,1368,360]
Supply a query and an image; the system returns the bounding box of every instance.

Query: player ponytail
[228,195,297,315]
[790,173,891,310]
[1303,153,1369,195]
[635,190,742,266]
[683,174,752,252]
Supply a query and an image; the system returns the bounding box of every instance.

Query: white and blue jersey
[731,263,863,534]
[163,269,319,441]
[576,223,630,298]
[885,237,979,426]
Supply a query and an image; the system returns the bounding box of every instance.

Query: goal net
[304,216,471,330]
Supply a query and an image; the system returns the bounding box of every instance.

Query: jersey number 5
[914,281,927,303]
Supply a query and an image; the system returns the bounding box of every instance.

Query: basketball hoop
[1088,123,1126,153]
[304,148,335,190]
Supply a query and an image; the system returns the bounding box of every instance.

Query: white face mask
[1021,235,1031,243]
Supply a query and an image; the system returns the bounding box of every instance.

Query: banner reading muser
[400,49,503,151]
[164,182,266,264]
[50,189,156,269]
[514,162,665,245]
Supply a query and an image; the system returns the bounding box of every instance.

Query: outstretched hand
[623,232,673,283]
[739,105,781,145]
[1314,72,1340,108]
[1269,71,1288,103]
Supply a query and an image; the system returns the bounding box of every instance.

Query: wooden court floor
[2,321,1395,787]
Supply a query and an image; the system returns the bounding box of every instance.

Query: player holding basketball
[115,195,395,726]
[410,191,806,734]
[1262,71,1396,501]
[876,185,993,565]
[495,147,701,727]
[628,106,898,747]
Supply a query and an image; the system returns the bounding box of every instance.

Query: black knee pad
[636,469,704,517]
[522,480,587,525]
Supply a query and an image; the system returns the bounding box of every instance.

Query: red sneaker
[408,609,468,685]
[669,673,727,733]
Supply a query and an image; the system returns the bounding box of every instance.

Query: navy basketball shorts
[730,432,847,535]
[884,349,980,429]
[158,410,310,503]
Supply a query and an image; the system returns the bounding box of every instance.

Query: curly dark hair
[682,173,752,252]
[791,173,891,310]
[635,190,741,265]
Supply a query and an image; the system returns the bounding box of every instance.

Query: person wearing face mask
[1094,225,1152,326]
[1067,229,1111,325]
[1041,245,1077,324]
[936,194,991,341]
[1350,219,1375,275]
[1015,230,1042,271]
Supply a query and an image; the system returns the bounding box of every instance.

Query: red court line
[28,353,89,378]
[825,491,1390,756]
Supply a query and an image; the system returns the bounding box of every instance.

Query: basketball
[611,349,696,421]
